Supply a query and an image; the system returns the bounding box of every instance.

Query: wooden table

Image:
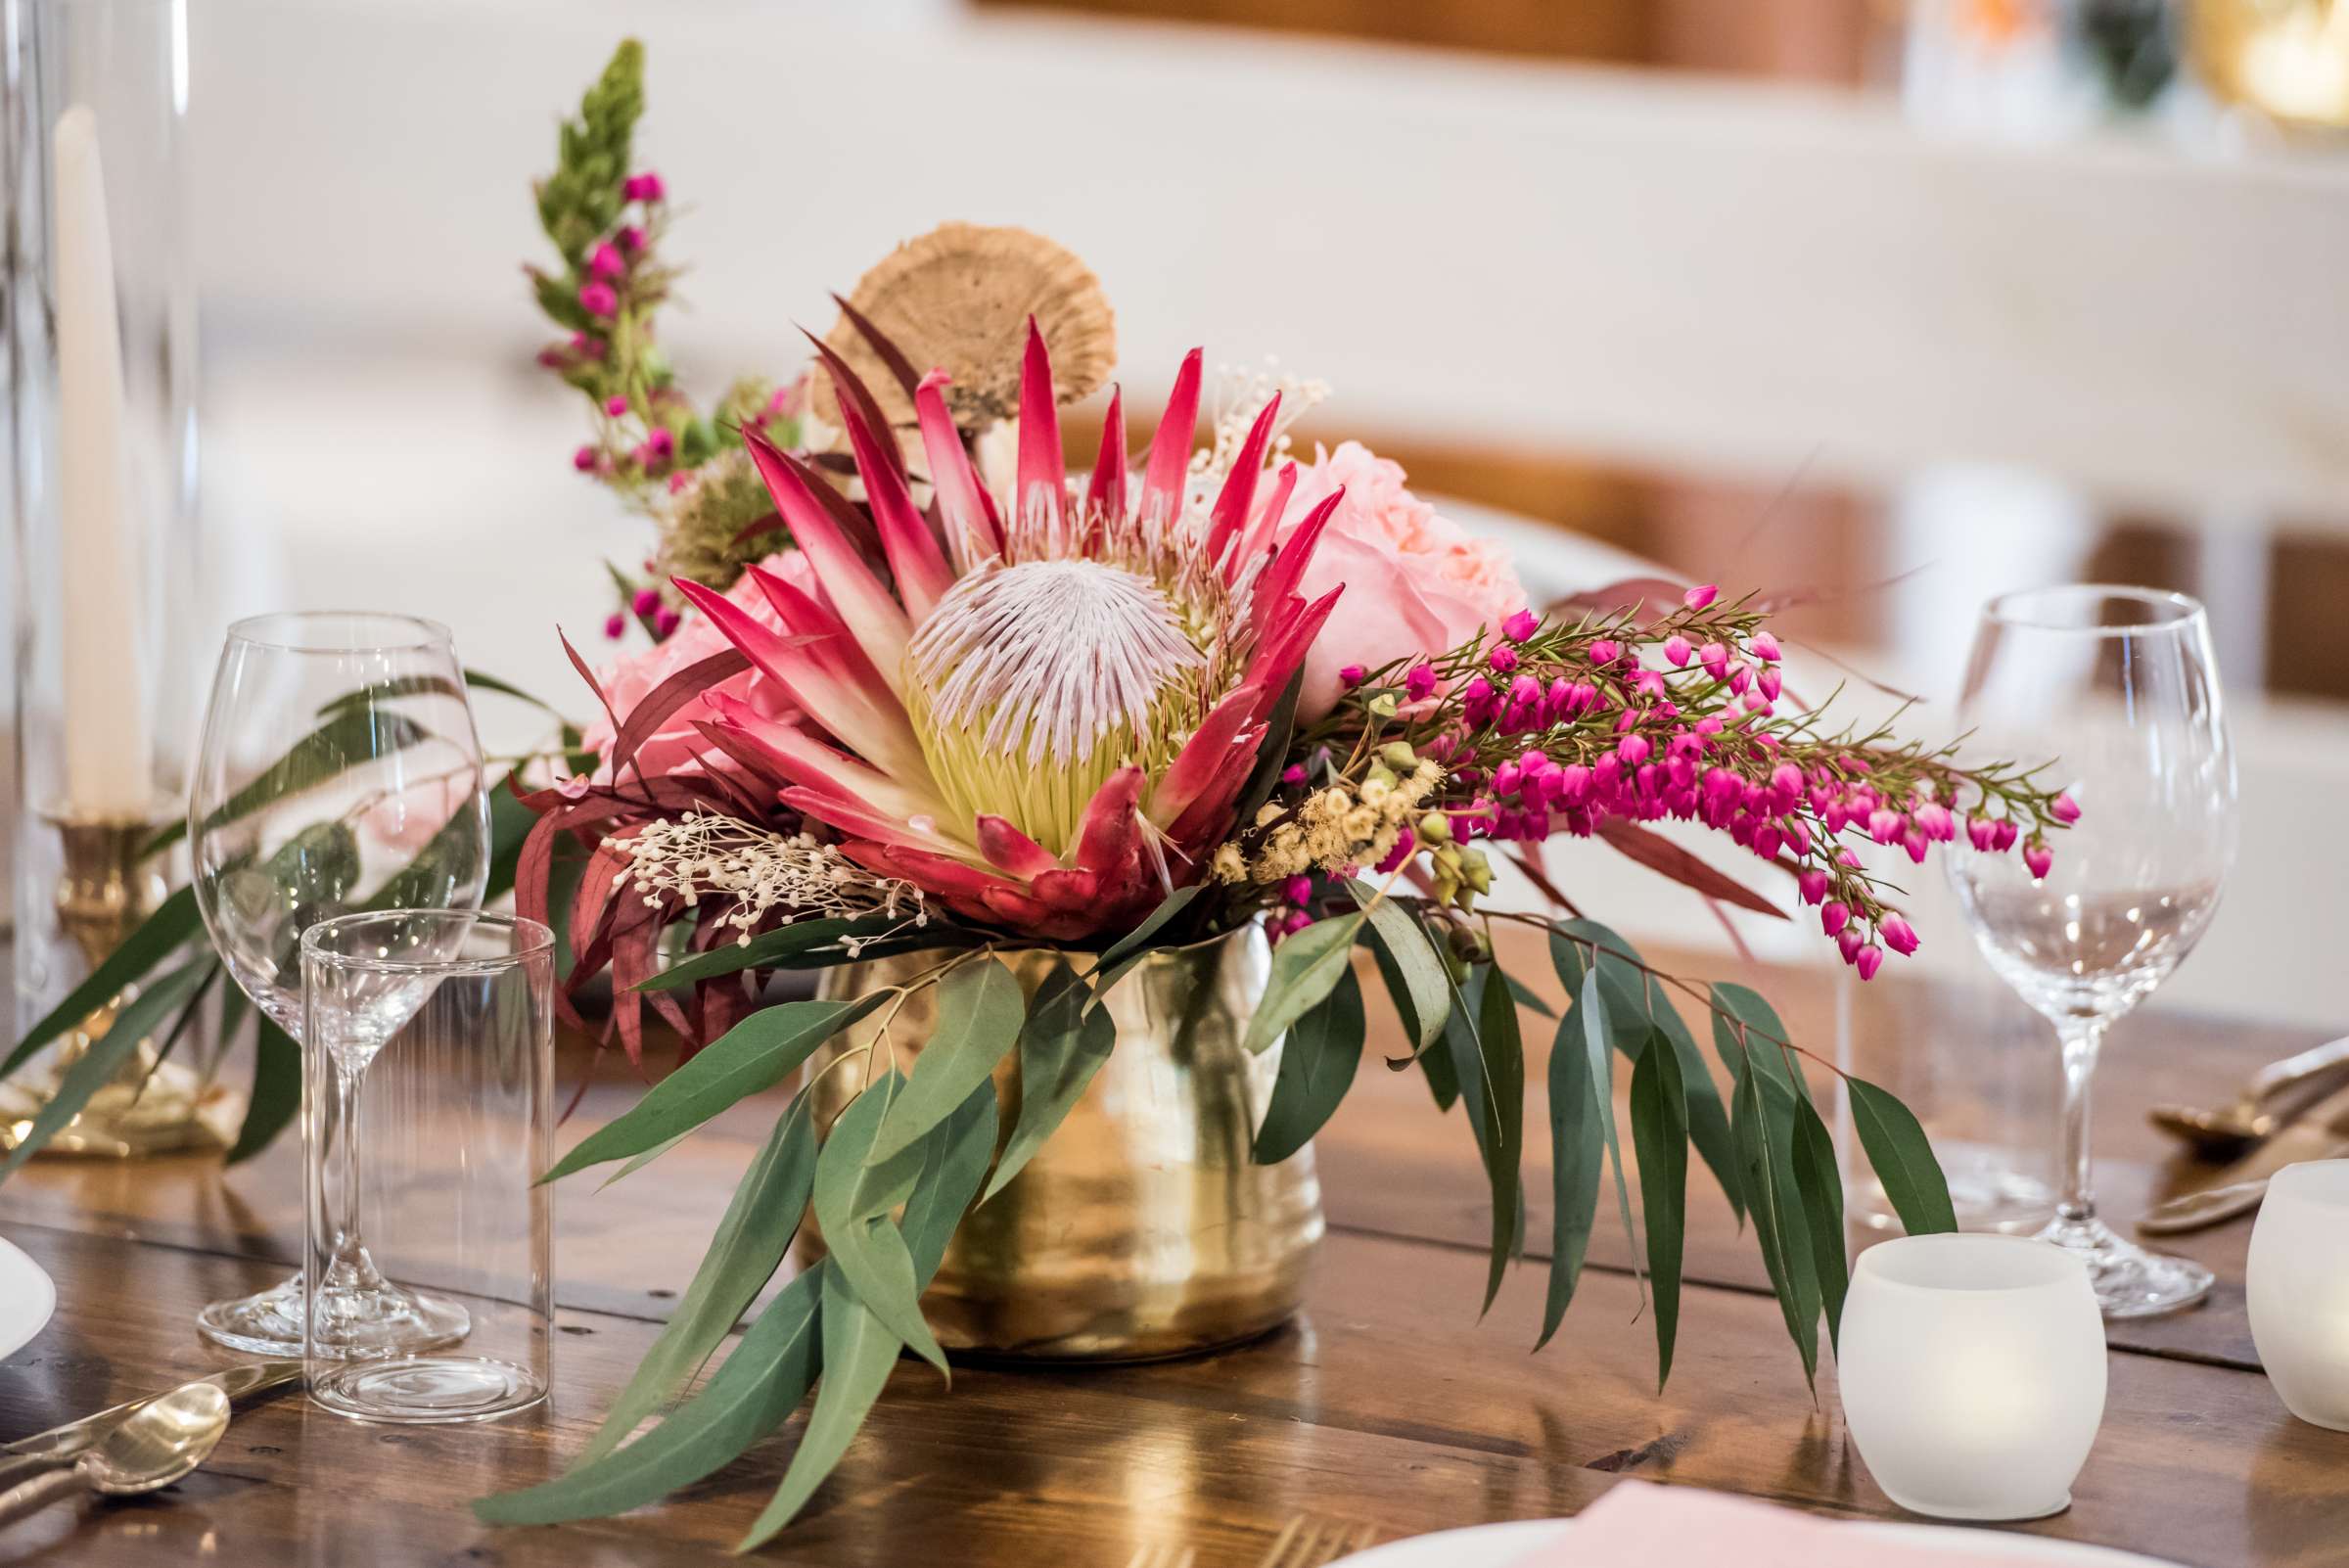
[4,935,2346,1566]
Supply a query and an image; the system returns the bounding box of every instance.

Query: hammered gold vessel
[805,926,1323,1360]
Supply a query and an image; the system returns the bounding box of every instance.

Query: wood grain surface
[3,932,2344,1566]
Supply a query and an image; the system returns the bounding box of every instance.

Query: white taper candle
[53,104,155,818]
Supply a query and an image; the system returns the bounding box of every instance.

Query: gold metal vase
[804,925,1323,1361]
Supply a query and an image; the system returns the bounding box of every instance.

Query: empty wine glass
[188,612,489,1355]
[1948,586,2237,1317]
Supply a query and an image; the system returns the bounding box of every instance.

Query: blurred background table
[2,932,2342,1567]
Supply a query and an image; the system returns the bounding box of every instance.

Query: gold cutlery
[2149,1035,2349,1158]
[2140,1141,2349,1235]
[0,1359,299,1491]
[1256,1514,1379,1568]
[0,1382,229,1528]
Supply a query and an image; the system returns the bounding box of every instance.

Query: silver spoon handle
[0,1465,86,1529]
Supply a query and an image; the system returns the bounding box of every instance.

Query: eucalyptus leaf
[1793,1091,1851,1352]
[1092,885,1203,970]
[1241,913,1364,1055]
[1504,974,1555,1020]
[809,1075,946,1375]
[636,914,909,992]
[542,994,885,1180]
[255,820,363,979]
[1228,667,1305,832]
[482,782,538,907]
[597,1130,690,1190]
[1441,967,1493,1157]
[1551,920,1740,1223]
[1473,966,1527,1314]
[738,1262,903,1550]
[902,1081,998,1282]
[149,708,431,856]
[1711,981,1804,1100]
[1847,1076,1958,1235]
[225,1013,300,1167]
[1536,1007,1604,1351]
[1347,882,1449,1059]
[865,956,1023,1165]
[474,1264,824,1526]
[315,673,463,718]
[1733,1062,1820,1388]
[3,885,201,1081]
[1253,965,1364,1165]
[1417,1030,1461,1111]
[0,955,212,1180]
[1629,1025,1688,1388]
[576,1093,818,1465]
[463,667,569,719]
[367,796,490,915]
[985,962,1115,1202]
[1580,970,1643,1304]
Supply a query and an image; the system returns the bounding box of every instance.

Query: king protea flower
[670,324,1344,942]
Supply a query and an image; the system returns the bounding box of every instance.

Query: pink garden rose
[578,550,812,781]
[1274,441,1526,717]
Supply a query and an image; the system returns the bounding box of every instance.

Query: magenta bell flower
[1854,943,1884,981]
[1880,914,1919,955]
[1821,899,1850,936]
[2024,843,2054,880]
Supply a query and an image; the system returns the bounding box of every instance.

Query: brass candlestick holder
[0,813,240,1157]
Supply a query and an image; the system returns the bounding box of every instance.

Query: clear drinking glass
[302,912,553,1424]
[188,612,489,1354]
[1948,586,2237,1316]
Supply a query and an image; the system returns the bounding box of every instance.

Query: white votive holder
[2247,1159,2349,1432]
[1839,1234,2107,1521]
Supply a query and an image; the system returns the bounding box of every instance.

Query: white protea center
[905,557,1206,853]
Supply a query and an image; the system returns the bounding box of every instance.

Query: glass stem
[323,1061,379,1291]
[2055,1015,2105,1223]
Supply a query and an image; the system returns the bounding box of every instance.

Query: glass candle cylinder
[2246,1159,2349,1432]
[1839,1234,2107,1521]
[2,0,227,1154]
[301,912,554,1425]
[1835,965,2057,1236]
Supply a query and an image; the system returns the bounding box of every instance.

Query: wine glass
[188,612,490,1356]
[1948,586,2237,1317]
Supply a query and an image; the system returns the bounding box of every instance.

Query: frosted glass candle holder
[2246,1159,2349,1432]
[1839,1234,2107,1521]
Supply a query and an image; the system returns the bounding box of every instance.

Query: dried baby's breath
[622,811,925,949]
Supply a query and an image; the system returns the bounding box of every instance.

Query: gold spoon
[0,1382,229,1529]
[2138,1142,2349,1235]
[2147,1035,2349,1158]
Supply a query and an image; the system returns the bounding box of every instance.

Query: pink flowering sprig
[1296,585,2078,980]
[526,38,721,508]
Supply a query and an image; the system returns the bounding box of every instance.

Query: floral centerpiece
[0,35,2078,1550]
[471,42,2079,1551]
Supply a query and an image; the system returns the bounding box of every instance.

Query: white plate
[1332,1516,2184,1567]
[0,1235,57,1361]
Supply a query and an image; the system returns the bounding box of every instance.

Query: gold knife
[0,1360,300,1468]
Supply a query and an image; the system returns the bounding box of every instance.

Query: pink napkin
[1515,1481,2039,1566]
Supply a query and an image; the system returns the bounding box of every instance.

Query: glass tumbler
[301,912,554,1424]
